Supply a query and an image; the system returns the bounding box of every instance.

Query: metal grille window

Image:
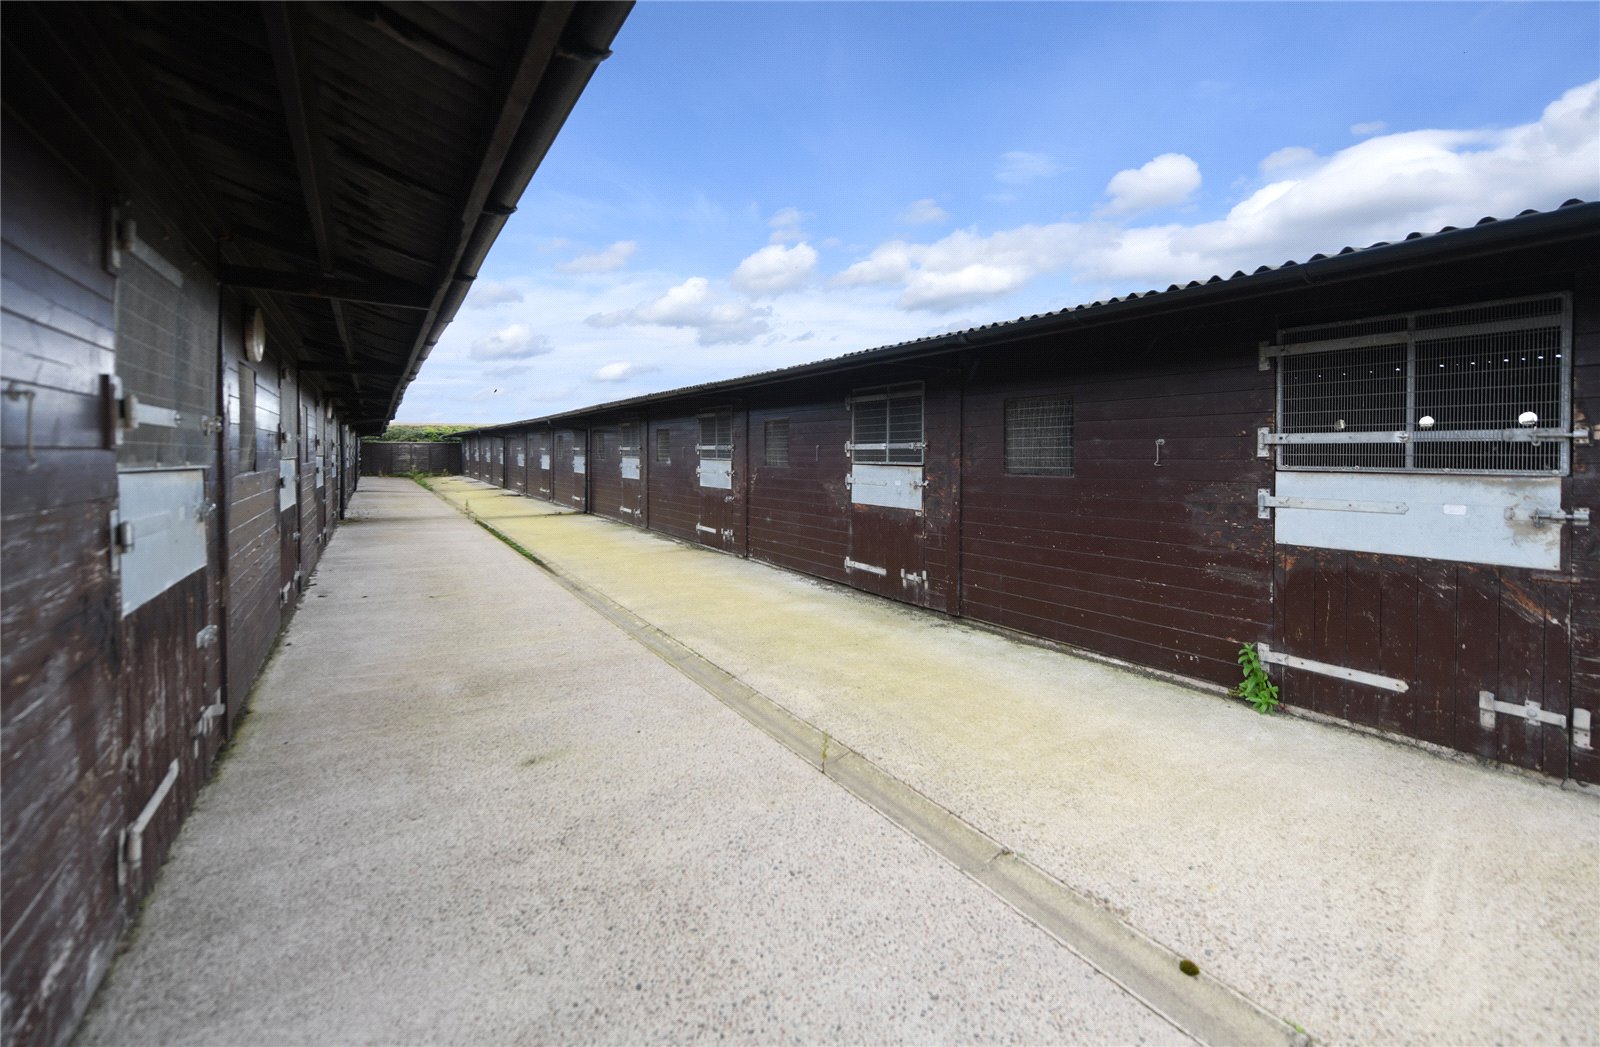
[765,419,790,467]
[655,428,671,464]
[1272,294,1571,475]
[1004,396,1073,476]
[697,408,732,460]
[850,383,923,464]
[115,248,217,468]
[620,421,640,455]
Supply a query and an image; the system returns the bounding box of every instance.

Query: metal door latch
[1533,507,1589,528]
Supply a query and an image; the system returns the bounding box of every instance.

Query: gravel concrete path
[430,476,1600,1046]
[76,479,1180,1046]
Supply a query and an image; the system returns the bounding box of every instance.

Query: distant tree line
[364,423,475,443]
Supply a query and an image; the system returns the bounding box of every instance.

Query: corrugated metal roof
[458,198,1598,435]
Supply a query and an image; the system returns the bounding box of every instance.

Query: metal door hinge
[1575,708,1593,750]
[1257,643,1408,693]
[112,514,136,555]
[1478,691,1568,730]
[1258,489,1409,520]
[193,700,226,738]
[195,624,219,649]
[844,557,887,577]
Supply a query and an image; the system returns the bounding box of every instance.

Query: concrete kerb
[433,479,1307,1047]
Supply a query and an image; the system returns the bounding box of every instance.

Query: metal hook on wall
[1153,437,1165,467]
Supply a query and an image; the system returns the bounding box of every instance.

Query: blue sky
[401,1,1600,424]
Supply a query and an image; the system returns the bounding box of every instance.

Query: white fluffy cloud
[833,241,915,288]
[835,226,1081,311]
[1350,121,1388,137]
[557,240,638,274]
[731,242,818,296]
[768,207,810,244]
[995,151,1064,185]
[1259,146,1318,176]
[587,277,772,345]
[900,198,949,225]
[466,281,523,308]
[1102,153,1202,214]
[833,79,1600,311]
[1081,78,1600,286]
[593,361,656,382]
[469,323,552,361]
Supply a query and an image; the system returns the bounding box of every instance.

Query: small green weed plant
[1233,643,1280,714]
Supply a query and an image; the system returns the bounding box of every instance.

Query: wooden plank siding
[646,412,702,544]
[1,115,125,1047]
[961,324,1272,687]
[360,441,462,477]
[1566,266,1600,784]
[1,115,356,1047]
[748,386,854,588]
[222,290,282,734]
[589,424,625,523]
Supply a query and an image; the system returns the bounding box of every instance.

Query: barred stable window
[655,428,671,464]
[1004,396,1073,476]
[115,245,217,468]
[765,419,790,467]
[698,408,732,460]
[620,421,640,455]
[1273,294,1571,475]
[850,383,923,464]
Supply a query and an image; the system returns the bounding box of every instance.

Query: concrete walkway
[79,476,1600,1045]
[422,477,1600,1046]
[78,479,1179,1045]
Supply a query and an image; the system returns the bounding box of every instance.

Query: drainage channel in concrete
[445,484,1305,1047]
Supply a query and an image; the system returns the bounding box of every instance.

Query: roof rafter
[219,264,433,310]
[262,1,361,394]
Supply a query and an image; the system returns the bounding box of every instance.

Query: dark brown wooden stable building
[0,5,629,1046]
[460,201,1600,788]
[360,439,464,478]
